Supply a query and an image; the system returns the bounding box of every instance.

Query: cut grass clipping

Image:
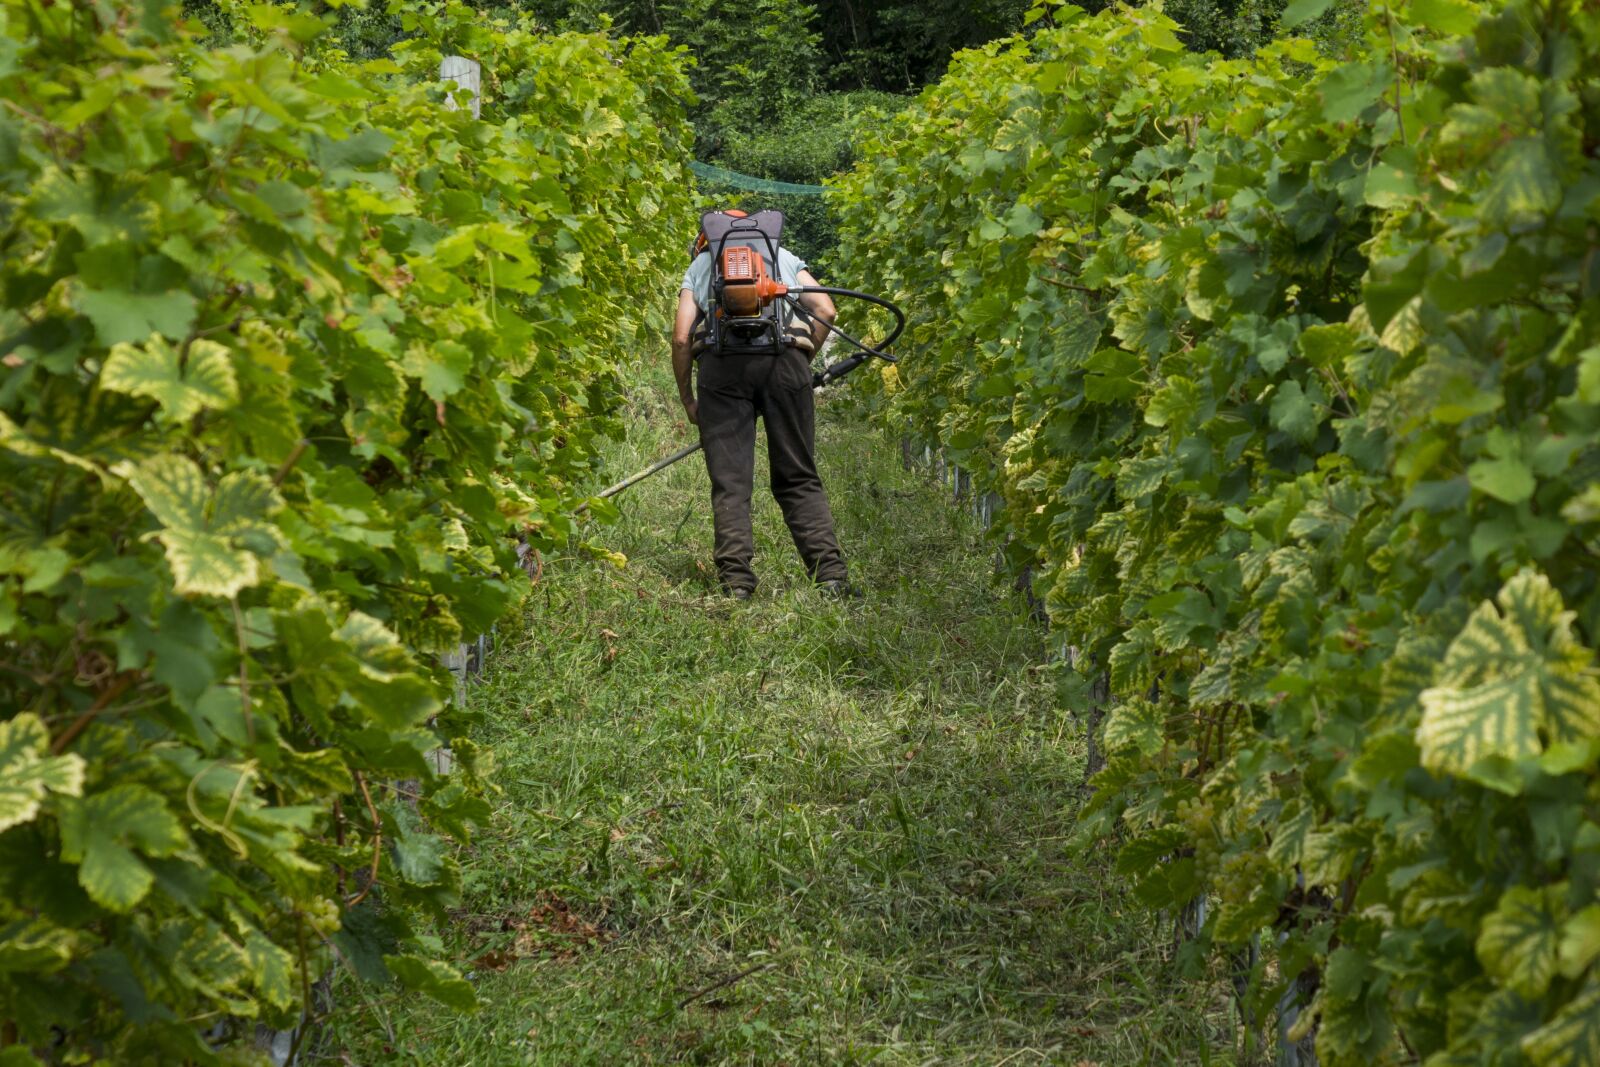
[316,364,1238,1065]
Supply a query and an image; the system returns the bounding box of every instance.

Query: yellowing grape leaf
[0,917,77,976]
[0,411,109,479]
[101,335,238,422]
[1379,296,1425,356]
[1523,982,1600,1067]
[169,921,251,994]
[336,611,443,728]
[1485,139,1562,226]
[122,455,283,598]
[1103,698,1164,756]
[58,784,188,912]
[0,713,86,834]
[1417,570,1600,791]
[242,927,298,1012]
[1477,885,1563,999]
[1561,906,1600,980]
[384,954,478,1011]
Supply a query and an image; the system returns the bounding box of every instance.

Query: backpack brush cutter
[587,210,906,506]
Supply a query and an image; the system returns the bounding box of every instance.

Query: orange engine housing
[719,245,788,317]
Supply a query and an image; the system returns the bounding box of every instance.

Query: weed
[315,364,1235,1065]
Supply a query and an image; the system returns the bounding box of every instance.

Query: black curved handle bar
[581,286,908,505]
[782,287,906,363]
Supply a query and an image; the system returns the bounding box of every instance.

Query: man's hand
[671,289,700,429]
[795,269,836,353]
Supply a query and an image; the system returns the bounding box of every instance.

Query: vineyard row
[832,1,1600,1063]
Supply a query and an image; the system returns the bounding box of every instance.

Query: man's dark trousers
[697,345,847,593]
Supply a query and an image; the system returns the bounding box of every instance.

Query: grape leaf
[1477,885,1563,999]
[1469,454,1536,504]
[1320,61,1389,124]
[0,712,86,834]
[58,784,188,912]
[101,335,238,422]
[388,802,448,887]
[1560,906,1600,980]
[1103,698,1164,756]
[1523,983,1600,1067]
[315,126,396,170]
[122,455,284,598]
[1411,0,1478,33]
[0,917,77,976]
[384,954,478,1011]
[73,287,198,345]
[1297,323,1357,369]
[1281,0,1334,29]
[402,339,473,402]
[1417,571,1600,790]
[1270,380,1320,444]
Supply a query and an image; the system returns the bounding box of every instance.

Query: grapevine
[833,0,1600,1061]
[0,0,693,1059]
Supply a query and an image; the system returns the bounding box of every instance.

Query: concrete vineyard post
[439,55,482,119]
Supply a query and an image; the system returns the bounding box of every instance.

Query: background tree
[530,0,823,120]
[183,0,1363,262]
[809,0,1030,91]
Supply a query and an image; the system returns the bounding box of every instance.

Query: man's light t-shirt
[681,247,814,345]
[680,247,809,312]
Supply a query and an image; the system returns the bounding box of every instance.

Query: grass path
[320,368,1232,1065]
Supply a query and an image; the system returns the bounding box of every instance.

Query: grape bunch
[1215,849,1273,907]
[303,896,343,937]
[1175,796,1222,881]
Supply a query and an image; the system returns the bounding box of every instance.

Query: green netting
[690,161,828,196]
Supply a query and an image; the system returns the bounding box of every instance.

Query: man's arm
[795,269,835,353]
[671,288,700,426]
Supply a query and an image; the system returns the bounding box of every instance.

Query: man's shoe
[725,586,754,601]
[818,579,858,599]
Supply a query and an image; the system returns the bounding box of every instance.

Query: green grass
[315,364,1236,1065]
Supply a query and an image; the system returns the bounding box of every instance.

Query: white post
[439,55,482,119]
[431,54,484,751]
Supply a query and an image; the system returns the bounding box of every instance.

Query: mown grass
[315,363,1236,1065]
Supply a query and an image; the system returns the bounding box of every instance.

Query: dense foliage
[833,0,1600,1061]
[0,0,692,1059]
[558,0,1356,265]
[694,89,898,266]
[339,0,1351,100]
[335,0,1359,267]
[1037,0,1362,59]
[523,0,1029,97]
